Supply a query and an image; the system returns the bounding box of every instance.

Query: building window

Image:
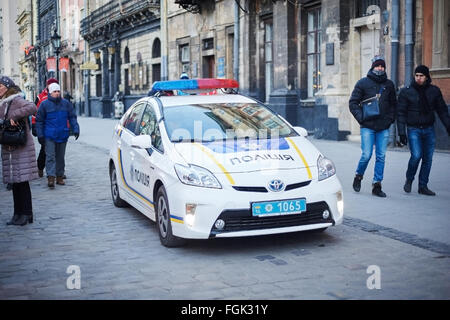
[307,7,321,98]
[202,38,214,51]
[179,44,190,74]
[152,38,161,58]
[264,20,273,103]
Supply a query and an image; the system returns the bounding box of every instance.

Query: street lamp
[51,29,61,81]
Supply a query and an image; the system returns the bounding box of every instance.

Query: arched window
[124,47,130,64]
[152,38,161,58]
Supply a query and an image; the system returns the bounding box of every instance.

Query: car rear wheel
[110,164,128,208]
[155,186,186,247]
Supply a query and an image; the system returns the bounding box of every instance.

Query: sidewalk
[77,116,450,247]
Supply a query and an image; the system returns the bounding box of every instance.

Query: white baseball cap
[48,83,61,94]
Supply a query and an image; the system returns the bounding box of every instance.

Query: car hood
[173,136,320,174]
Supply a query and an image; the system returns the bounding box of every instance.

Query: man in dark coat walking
[397,65,450,196]
[349,56,397,197]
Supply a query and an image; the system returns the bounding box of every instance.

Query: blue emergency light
[151,78,239,92]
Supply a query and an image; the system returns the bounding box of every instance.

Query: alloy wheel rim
[111,169,119,200]
[158,196,168,237]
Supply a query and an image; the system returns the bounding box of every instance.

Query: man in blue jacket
[35,83,80,188]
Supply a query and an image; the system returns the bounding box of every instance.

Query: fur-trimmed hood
[0,93,23,108]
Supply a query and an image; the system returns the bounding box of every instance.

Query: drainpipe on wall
[161,0,168,81]
[389,0,400,146]
[233,1,240,83]
[405,0,415,86]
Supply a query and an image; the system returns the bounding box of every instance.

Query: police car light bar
[151,78,239,92]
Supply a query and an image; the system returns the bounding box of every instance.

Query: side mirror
[293,126,308,137]
[131,135,152,149]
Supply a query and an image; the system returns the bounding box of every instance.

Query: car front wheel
[155,186,186,247]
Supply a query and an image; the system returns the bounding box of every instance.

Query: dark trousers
[37,141,46,170]
[12,182,33,216]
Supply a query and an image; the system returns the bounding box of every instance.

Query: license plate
[251,198,306,217]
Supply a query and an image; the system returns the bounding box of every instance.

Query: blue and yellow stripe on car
[285,137,312,180]
[170,215,184,224]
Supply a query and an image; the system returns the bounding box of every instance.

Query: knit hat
[48,83,61,94]
[414,65,430,78]
[371,56,386,70]
[46,78,59,86]
[0,75,16,89]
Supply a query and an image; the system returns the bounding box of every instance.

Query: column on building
[268,0,298,123]
[101,46,112,118]
[313,0,352,140]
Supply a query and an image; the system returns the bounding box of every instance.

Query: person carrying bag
[0,75,39,226]
[0,101,27,146]
[349,56,397,197]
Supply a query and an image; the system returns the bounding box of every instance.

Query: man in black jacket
[349,56,397,197]
[397,65,450,196]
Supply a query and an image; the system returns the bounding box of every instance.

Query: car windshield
[163,102,296,142]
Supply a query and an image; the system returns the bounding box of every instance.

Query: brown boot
[56,176,65,185]
[48,176,55,189]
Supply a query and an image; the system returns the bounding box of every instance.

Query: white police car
[109,79,343,247]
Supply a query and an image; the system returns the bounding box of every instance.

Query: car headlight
[317,155,336,181]
[174,164,222,189]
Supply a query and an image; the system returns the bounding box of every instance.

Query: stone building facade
[80,0,160,117]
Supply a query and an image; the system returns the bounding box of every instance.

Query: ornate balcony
[81,0,160,42]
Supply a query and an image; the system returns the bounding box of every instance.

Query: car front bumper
[166,174,343,240]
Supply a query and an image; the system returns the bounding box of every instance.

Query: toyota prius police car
[109,78,343,247]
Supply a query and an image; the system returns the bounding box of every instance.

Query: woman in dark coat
[0,76,38,226]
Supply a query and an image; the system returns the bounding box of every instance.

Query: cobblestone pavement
[0,138,449,300]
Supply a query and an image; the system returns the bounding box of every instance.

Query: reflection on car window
[139,106,156,136]
[123,103,146,134]
[139,105,163,152]
[163,103,296,142]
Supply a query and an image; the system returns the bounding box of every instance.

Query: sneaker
[352,174,363,192]
[372,182,386,197]
[418,186,436,196]
[403,179,412,193]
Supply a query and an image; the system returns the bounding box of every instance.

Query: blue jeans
[45,140,67,177]
[356,128,389,183]
[406,126,435,188]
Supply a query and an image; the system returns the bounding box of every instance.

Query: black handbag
[0,102,27,146]
[361,87,384,121]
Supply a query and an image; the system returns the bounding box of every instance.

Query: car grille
[210,201,333,236]
[232,180,311,193]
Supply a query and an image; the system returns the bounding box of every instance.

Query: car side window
[139,105,164,153]
[123,103,145,134]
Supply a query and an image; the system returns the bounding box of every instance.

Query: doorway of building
[202,55,215,78]
[360,25,380,77]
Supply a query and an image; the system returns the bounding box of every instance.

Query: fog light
[185,203,197,227]
[186,203,197,215]
[336,191,344,215]
[214,219,225,230]
[322,210,330,219]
